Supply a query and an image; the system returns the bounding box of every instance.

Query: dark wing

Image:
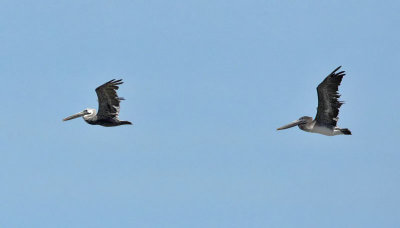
[95,79,125,119]
[315,66,345,128]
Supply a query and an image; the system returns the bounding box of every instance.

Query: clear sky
[0,0,399,227]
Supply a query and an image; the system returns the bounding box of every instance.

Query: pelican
[277,66,351,136]
[63,79,132,127]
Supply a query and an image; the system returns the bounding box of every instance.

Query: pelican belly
[310,125,335,136]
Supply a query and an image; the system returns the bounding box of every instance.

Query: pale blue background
[0,0,399,227]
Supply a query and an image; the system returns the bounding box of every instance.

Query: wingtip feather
[331,66,342,74]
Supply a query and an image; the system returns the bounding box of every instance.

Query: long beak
[277,119,303,130]
[63,111,86,121]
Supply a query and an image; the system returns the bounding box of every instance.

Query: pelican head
[277,116,313,130]
[63,108,96,121]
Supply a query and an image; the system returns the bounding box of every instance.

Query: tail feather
[120,121,133,125]
[340,128,352,135]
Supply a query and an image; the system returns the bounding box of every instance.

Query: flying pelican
[277,66,351,136]
[63,79,132,127]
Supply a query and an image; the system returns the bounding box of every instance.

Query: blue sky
[0,0,399,227]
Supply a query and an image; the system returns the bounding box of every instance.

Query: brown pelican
[63,79,132,127]
[277,66,351,136]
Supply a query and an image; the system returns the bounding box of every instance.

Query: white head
[63,108,97,121]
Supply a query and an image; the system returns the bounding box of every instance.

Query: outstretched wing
[95,79,125,119]
[315,66,345,128]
